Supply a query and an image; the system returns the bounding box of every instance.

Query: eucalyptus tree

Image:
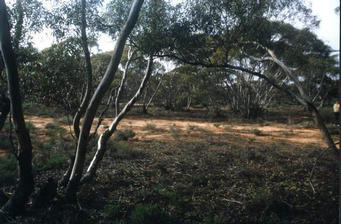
[47,0,104,139]
[64,0,145,201]
[26,38,86,111]
[67,0,175,192]
[0,0,45,131]
[0,0,34,216]
[160,0,338,152]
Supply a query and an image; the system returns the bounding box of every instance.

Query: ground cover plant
[0,104,338,223]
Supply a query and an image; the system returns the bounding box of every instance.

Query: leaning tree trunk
[115,47,136,117]
[81,56,153,184]
[0,0,34,215]
[145,77,162,112]
[265,48,338,153]
[65,0,144,201]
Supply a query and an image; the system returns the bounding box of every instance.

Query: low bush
[114,129,136,141]
[0,154,17,185]
[169,125,182,138]
[34,152,68,171]
[129,204,178,224]
[143,123,165,133]
[319,107,334,124]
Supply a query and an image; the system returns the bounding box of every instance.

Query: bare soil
[26,115,328,148]
[0,115,327,156]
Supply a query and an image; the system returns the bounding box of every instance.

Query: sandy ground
[0,115,328,157]
[35,116,327,147]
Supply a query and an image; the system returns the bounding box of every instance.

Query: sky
[32,0,340,52]
[310,0,339,51]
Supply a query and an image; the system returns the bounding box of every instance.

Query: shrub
[103,201,122,218]
[0,154,17,185]
[203,215,223,224]
[169,125,182,138]
[297,121,315,128]
[0,135,11,150]
[114,129,136,141]
[319,107,334,124]
[35,152,68,170]
[143,123,164,133]
[326,124,339,135]
[109,140,146,160]
[129,204,177,224]
[252,128,264,136]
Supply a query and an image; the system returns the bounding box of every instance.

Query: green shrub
[0,154,17,184]
[326,124,339,135]
[35,152,68,170]
[297,120,315,128]
[143,123,164,133]
[169,125,182,138]
[203,215,223,224]
[252,128,264,136]
[109,141,146,160]
[114,129,136,141]
[246,191,291,224]
[0,135,11,150]
[319,107,334,124]
[103,201,121,218]
[129,204,177,224]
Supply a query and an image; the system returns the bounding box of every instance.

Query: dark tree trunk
[0,54,9,131]
[0,0,34,215]
[0,93,10,131]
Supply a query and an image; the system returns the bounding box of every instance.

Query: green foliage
[103,201,122,218]
[21,38,85,112]
[109,140,146,160]
[114,129,136,141]
[0,135,11,150]
[169,125,182,138]
[252,128,264,136]
[202,215,223,224]
[0,154,17,185]
[326,124,339,135]
[246,191,290,224]
[319,107,334,124]
[129,204,176,224]
[23,102,60,117]
[34,152,68,171]
[297,120,315,128]
[142,123,164,133]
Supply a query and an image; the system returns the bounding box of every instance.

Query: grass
[3,105,338,224]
